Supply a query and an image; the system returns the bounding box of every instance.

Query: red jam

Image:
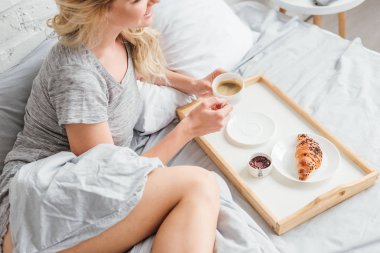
[249,156,271,169]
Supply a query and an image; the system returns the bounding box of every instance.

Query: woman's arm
[142,69,226,97]
[143,97,232,164]
[142,119,192,164]
[65,122,114,156]
[65,97,231,164]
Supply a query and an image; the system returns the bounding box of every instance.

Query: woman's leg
[60,166,220,253]
[2,225,13,253]
[150,168,220,253]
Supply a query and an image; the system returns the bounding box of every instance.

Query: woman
[0,0,232,252]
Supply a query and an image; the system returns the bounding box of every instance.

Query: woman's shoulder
[43,42,92,73]
[37,42,104,85]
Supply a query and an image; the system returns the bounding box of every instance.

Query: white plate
[271,133,341,183]
[225,111,276,146]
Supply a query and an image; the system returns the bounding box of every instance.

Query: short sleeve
[48,65,109,126]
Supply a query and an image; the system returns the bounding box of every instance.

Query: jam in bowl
[247,153,273,178]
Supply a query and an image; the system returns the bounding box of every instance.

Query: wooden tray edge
[276,171,379,235]
[176,74,379,235]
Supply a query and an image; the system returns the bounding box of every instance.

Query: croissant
[295,134,323,181]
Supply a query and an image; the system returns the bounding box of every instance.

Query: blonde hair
[48,0,167,83]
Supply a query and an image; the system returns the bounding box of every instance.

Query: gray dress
[0,42,163,252]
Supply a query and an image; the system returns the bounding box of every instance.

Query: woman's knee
[147,166,219,208]
[180,166,220,207]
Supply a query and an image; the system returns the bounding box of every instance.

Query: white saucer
[271,133,341,183]
[225,111,276,146]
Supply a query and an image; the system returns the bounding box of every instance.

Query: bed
[1,0,379,252]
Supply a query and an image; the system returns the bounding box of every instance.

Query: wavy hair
[48,0,167,83]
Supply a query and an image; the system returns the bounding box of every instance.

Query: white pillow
[134,81,194,135]
[151,0,256,79]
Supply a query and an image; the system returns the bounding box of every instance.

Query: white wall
[0,0,56,73]
[0,0,272,73]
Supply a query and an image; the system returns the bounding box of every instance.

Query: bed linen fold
[9,144,163,252]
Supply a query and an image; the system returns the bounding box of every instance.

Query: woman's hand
[182,97,233,138]
[191,69,226,97]
[143,96,232,164]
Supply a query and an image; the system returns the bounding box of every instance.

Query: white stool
[274,0,366,38]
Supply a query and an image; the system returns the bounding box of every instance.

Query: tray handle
[277,172,378,235]
[314,172,378,204]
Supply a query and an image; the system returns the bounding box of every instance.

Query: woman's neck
[91,25,123,58]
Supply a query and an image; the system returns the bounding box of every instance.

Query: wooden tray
[176,75,378,235]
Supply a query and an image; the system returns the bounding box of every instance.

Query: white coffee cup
[212,73,245,105]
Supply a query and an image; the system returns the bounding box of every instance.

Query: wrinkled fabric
[9,141,278,253]
[228,2,380,252]
[131,2,380,252]
[9,144,163,252]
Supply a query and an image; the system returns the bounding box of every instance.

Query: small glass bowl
[247,152,273,178]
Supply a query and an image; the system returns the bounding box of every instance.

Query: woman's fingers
[217,102,233,116]
[200,97,233,122]
[207,68,226,81]
[187,96,233,136]
[204,97,233,125]
[212,68,226,77]
[200,97,227,109]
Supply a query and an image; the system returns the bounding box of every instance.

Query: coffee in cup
[212,73,245,105]
[216,80,243,96]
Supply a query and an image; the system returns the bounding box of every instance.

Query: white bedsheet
[137,2,380,252]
